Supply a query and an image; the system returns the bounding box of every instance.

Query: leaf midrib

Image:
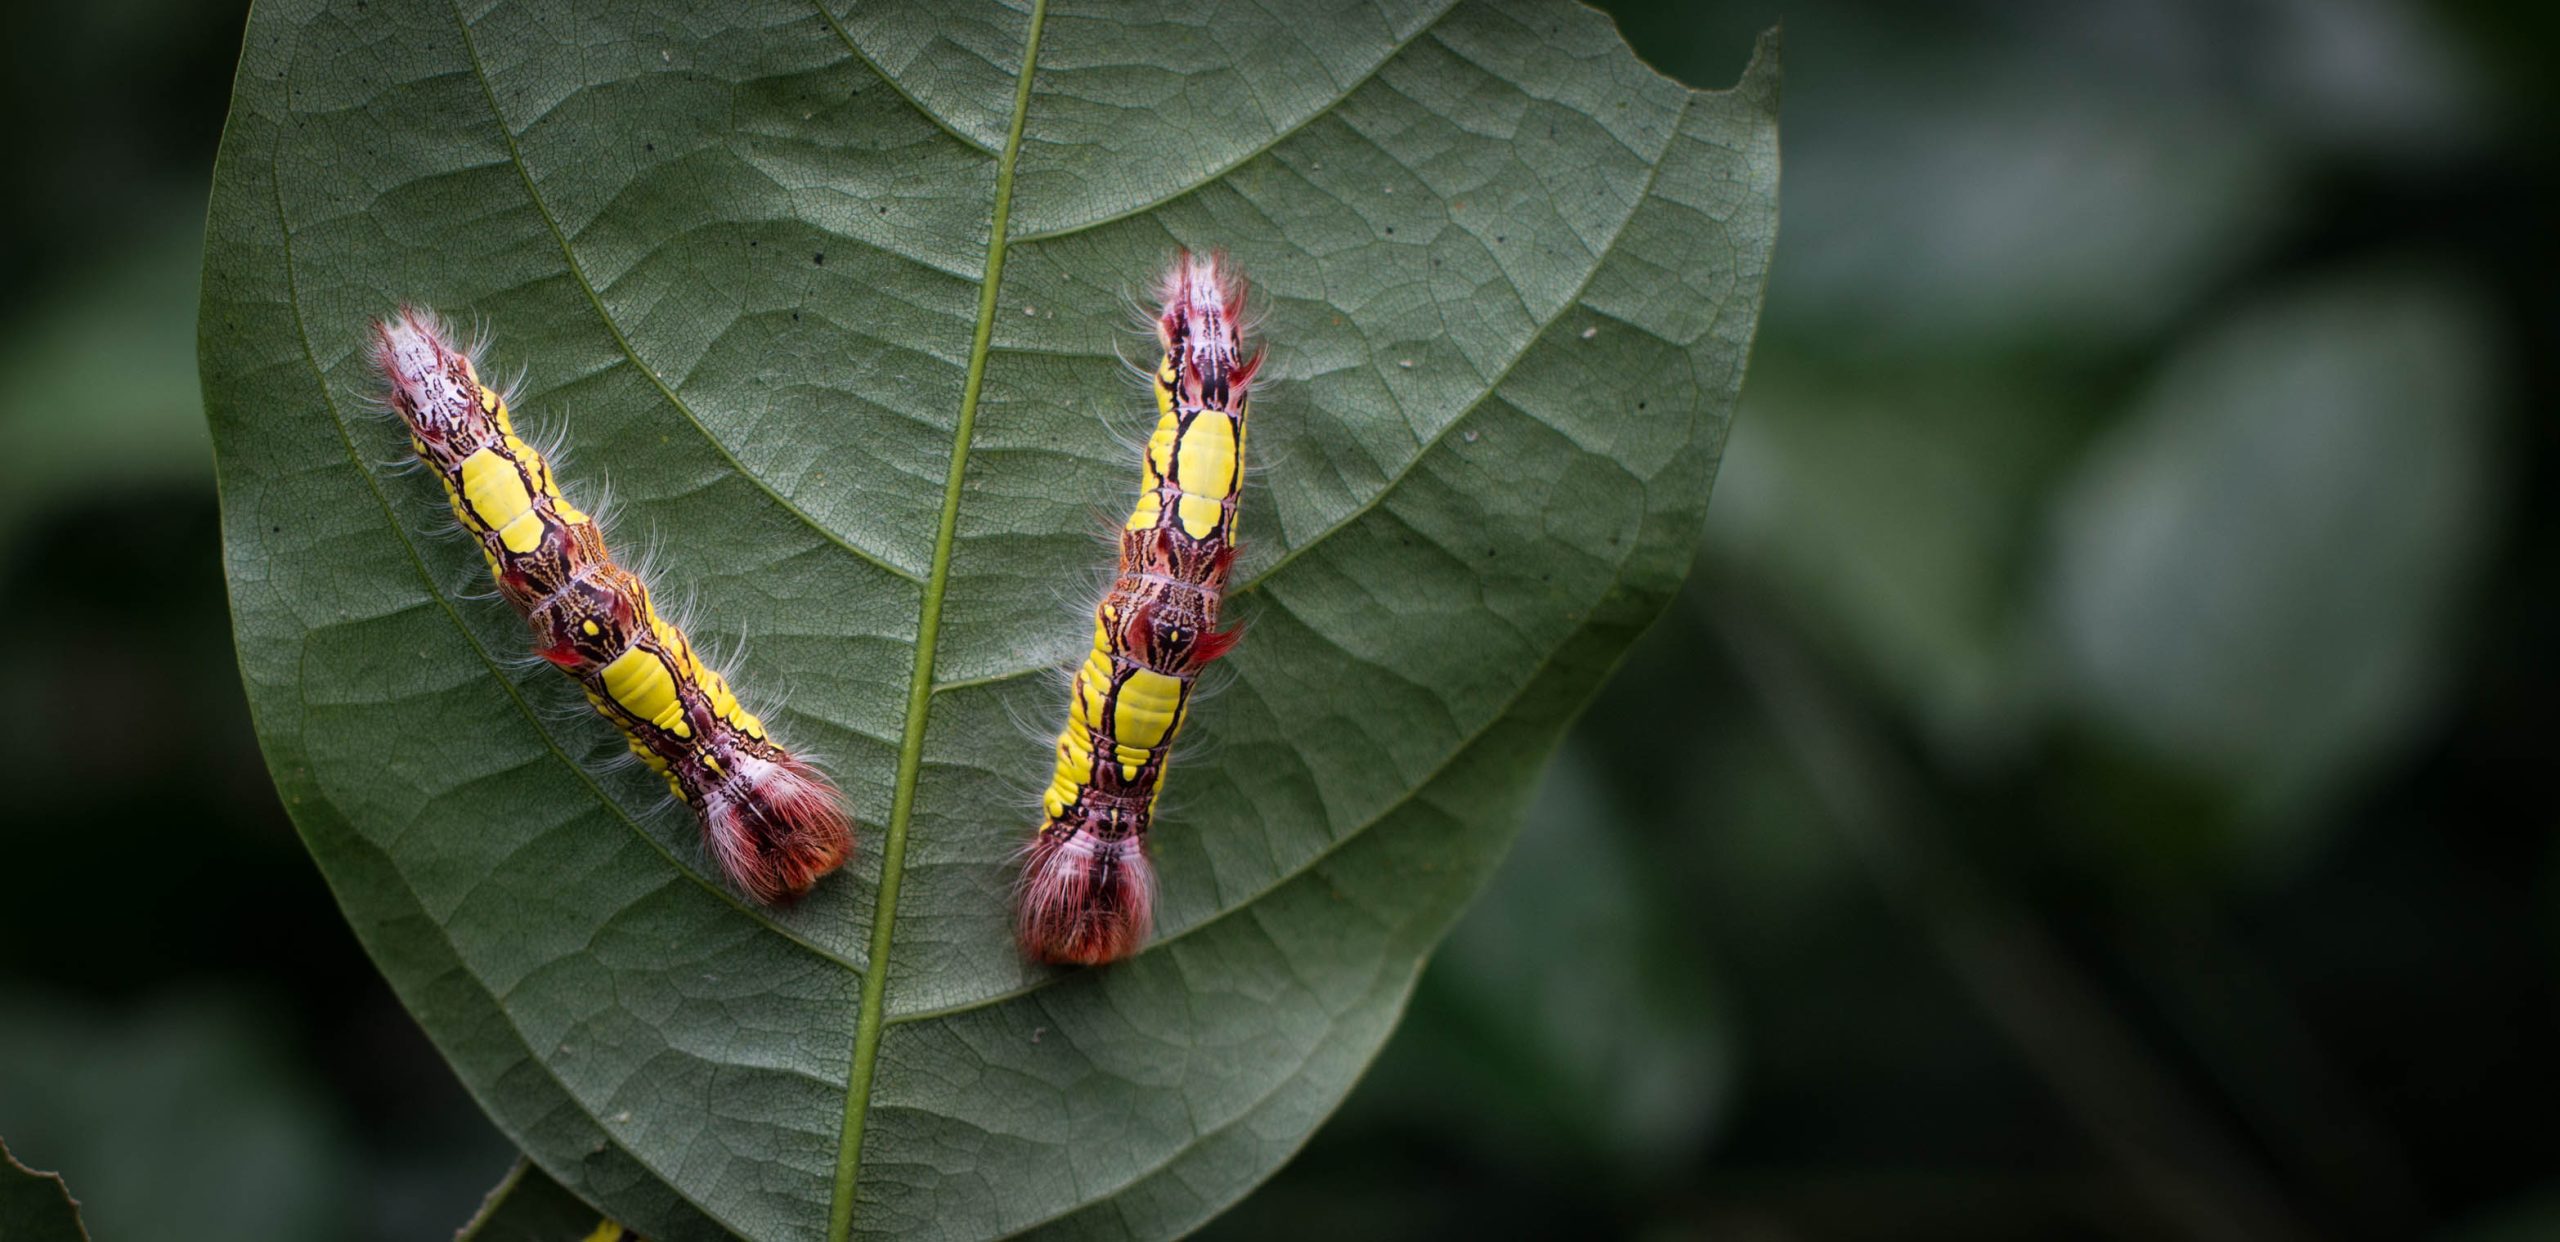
[825,2,1050,1236]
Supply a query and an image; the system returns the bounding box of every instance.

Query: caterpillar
[369,307,853,904]
[1018,252,1260,965]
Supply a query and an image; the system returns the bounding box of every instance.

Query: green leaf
[198,2,1778,1237]
[0,1138,91,1242]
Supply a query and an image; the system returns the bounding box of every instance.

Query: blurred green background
[1,1,2552,1238]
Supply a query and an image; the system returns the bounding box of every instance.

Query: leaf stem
[827,1,1048,1235]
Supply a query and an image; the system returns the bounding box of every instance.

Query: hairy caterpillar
[1018,253,1260,965]
[369,308,853,903]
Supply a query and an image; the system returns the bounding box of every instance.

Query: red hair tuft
[704,753,855,904]
[1016,828,1155,965]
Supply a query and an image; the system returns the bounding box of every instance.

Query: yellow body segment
[504,431,591,524]
[1076,638,1113,716]
[1116,665,1182,752]
[639,612,761,739]
[585,687,683,790]
[1125,410,1180,532]
[447,390,587,553]
[706,673,762,738]
[496,511,545,555]
[1172,412,1239,538]
[1044,724,1097,818]
[457,447,546,553]
[1041,618,1200,804]
[599,646,689,739]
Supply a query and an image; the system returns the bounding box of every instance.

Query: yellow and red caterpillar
[370,308,853,904]
[1018,253,1260,965]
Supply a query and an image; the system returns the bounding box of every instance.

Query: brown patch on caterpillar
[369,306,854,904]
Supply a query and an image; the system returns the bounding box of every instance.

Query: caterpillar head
[370,306,487,442]
[1156,251,1261,409]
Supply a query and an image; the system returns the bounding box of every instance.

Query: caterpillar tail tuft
[370,306,854,904]
[1018,252,1258,965]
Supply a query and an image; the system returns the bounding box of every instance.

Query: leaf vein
[1007,0,1462,245]
[1235,90,1697,594]
[266,141,863,980]
[266,133,813,1241]
[808,0,1006,158]
[451,1,925,586]
[889,514,1635,1025]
